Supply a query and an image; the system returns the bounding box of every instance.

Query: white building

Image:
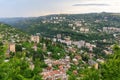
[72,40,85,48]
[31,35,40,43]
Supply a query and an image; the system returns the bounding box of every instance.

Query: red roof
[42,70,65,78]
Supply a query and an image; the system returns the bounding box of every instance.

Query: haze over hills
[0,12,119,39]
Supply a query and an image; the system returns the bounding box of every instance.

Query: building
[78,41,85,48]
[65,41,72,46]
[9,43,15,52]
[103,27,120,33]
[72,40,85,48]
[57,34,61,39]
[80,28,89,33]
[31,35,40,43]
[68,47,77,53]
[75,21,82,27]
[88,60,98,69]
[43,43,47,51]
[103,50,113,55]
[42,70,68,80]
[33,43,37,51]
[64,36,71,41]
[0,34,3,38]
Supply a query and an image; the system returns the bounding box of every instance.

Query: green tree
[101,45,120,80]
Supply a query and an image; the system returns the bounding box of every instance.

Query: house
[85,28,89,32]
[88,53,95,59]
[94,20,101,23]
[88,60,98,69]
[58,39,72,46]
[68,24,73,27]
[103,27,120,33]
[72,58,78,65]
[75,55,82,60]
[96,59,105,64]
[68,47,77,53]
[57,34,61,39]
[44,59,53,64]
[41,70,68,80]
[65,41,72,46]
[103,50,112,55]
[72,41,85,48]
[53,38,57,42]
[73,70,78,75]
[75,21,82,27]
[78,41,85,48]
[80,28,85,32]
[65,56,70,62]
[0,34,3,38]
[64,36,71,41]
[85,43,96,51]
[80,28,89,33]
[85,43,91,47]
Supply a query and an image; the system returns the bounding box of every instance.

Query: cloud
[73,3,110,6]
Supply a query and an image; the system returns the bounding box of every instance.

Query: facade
[29,62,35,70]
[33,44,37,51]
[43,43,47,51]
[103,27,120,33]
[88,60,99,69]
[57,34,61,39]
[80,28,89,33]
[31,35,40,43]
[72,40,85,48]
[42,70,68,80]
[9,43,16,52]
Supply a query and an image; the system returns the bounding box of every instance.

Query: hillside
[0,13,120,79]
[0,23,29,42]
[0,13,119,41]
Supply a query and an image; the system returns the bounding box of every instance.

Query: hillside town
[0,13,120,80]
[1,29,112,80]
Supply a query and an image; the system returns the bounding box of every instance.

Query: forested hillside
[0,12,119,41]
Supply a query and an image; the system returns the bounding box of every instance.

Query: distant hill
[0,12,119,40]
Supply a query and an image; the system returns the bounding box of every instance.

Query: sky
[0,0,120,17]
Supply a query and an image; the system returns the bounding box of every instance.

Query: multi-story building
[57,34,61,39]
[103,27,120,33]
[72,40,85,48]
[9,43,15,52]
[31,35,40,43]
[80,28,89,33]
[42,70,68,80]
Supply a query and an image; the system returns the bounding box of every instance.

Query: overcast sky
[0,0,120,17]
